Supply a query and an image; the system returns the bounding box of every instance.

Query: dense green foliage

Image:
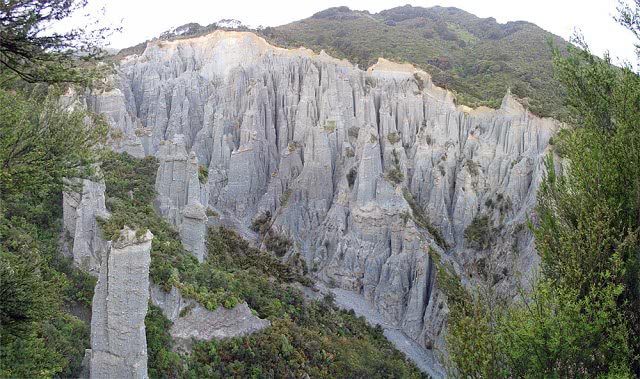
[250,211,294,258]
[261,5,569,118]
[0,241,92,378]
[185,300,424,378]
[0,2,110,376]
[0,87,104,377]
[0,0,114,84]
[100,152,423,378]
[464,214,497,250]
[439,11,640,378]
[0,84,104,379]
[147,295,426,378]
[147,233,424,378]
[0,88,107,201]
[145,305,184,378]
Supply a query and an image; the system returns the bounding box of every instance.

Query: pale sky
[66,0,637,65]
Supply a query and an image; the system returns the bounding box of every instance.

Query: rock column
[90,227,153,379]
[63,177,110,276]
[179,202,208,262]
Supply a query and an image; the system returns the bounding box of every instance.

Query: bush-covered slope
[100,152,425,378]
[0,87,103,378]
[261,5,570,118]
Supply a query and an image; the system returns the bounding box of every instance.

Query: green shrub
[280,189,292,206]
[464,214,496,250]
[345,146,355,158]
[347,167,358,187]
[387,132,401,144]
[264,233,292,258]
[385,149,405,185]
[146,305,184,378]
[198,165,208,184]
[323,120,337,133]
[385,166,404,184]
[251,211,272,235]
[466,159,481,177]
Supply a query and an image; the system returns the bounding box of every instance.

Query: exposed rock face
[149,284,270,351]
[171,302,270,352]
[90,228,153,379]
[179,201,208,262]
[87,30,559,361]
[154,134,209,260]
[149,284,192,321]
[155,134,205,226]
[62,178,110,275]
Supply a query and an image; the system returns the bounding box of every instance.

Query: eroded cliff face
[63,177,110,275]
[85,30,559,353]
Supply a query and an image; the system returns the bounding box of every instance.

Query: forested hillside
[262,5,570,117]
[125,5,571,118]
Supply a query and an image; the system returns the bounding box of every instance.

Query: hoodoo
[89,227,153,379]
[78,30,558,356]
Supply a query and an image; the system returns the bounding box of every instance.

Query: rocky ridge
[149,283,271,352]
[79,29,559,366]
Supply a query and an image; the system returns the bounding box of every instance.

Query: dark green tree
[439,3,640,377]
[0,0,115,84]
[0,1,111,377]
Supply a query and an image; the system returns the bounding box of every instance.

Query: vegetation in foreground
[0,1,110,373]
[439,3,640,377]
[2,0,639,377]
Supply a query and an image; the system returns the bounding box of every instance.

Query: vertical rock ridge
[90,227,152,379]
[63,177,110,275]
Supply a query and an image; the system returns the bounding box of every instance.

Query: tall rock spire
[89,227,153,379]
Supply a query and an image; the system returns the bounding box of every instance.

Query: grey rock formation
[155,134,205,226]
[149,284,270,351]
[62,177,110,275]
[62,179,82,241]
[179,201,208,262]
[171,302,270,352]
[88,30,559,366]
[90,227,152,379]
[149,284,193,321]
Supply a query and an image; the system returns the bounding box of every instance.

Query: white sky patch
[58,0,637,65]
